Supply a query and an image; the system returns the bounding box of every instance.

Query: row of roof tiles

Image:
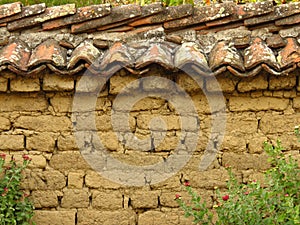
[0,1,300,77]
[1,1,300,33]
[0,36,299,77]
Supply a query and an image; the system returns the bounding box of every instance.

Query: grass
[1,0,299,7]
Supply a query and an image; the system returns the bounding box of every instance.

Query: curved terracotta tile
[48,63,85,75]
[244,37,280,71]
[68,40,102,69]
[227,65,262,77]
[277,37,300,69]
[97,42,134,76]
[262,63,297,76]
[0,39,31,71]
[209,41,244,72]
[28,39,67,68]
[135,42,174,70]
[8,64,46,76]
[174,42,210,76]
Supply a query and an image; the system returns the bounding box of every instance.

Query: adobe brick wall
[0,65,299,225]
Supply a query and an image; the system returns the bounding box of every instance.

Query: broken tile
[244,37,279,71]
[0,39,30,71]
[277,37,300,68]
[0,3,46,24]
[209,41,244,72]
[164,2,235,29]
[42,4,111,30]
[28,39,67,68]
[71,4,142,33]
[93,39,109,49]
[7,4,76,31]
[266,34,286,48]
[0,2,21,19]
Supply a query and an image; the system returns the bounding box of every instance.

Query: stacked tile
[0,1,299,77]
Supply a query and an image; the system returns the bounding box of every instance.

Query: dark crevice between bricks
[128,197,132,208]
[158,196,161,208]
[75,211,78,225]
[122,195,125,208]
[7,78,10,92]
[89,195,92,206]
[24,135,27,149]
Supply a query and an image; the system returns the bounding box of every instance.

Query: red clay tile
[129,4,192,27]
[0,3,45,24]
[244,37,279,71]
[8,64,46,76]
[0,40,30,71]
[107,25,134,32]
[275,13,300,26]
[0,2,21,19]
[248,22,282,33]
[42,4,111,30]
[209,41,244,72]
[277,37,300,68]
[68,40,101,69]
[206,1,274,27]
[7,4,76,31]
[97,42,134,76]
[245,2,300,26]
[71,4,141,34]
[122,25,163,39]
[96,19,136,31]
[164,2,235,30]
[135,42,174,70]
[48,63,85,75]
[227,65,262,77]
[197,21,244,34]
[28,39,67,68]
[174,42,210,75]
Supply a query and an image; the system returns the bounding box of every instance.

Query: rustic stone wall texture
[1,1,300,224]
[0,66,299,225]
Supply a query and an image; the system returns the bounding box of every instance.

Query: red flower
[285,194,289,197]
[222,195,229,201]
[22,155,31,161]
[24,193,30,198]
[175,194,181,200]
[184,181,190,187]
[0,153,5,160]
[244,191,249,195]
[2,187,8,196]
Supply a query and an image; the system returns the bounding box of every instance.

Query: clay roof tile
[0,39,30,71]
[28,39,67,68]
[244,37,279,71]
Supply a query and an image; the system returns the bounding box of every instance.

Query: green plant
[176,130,300,225]
[0,154,35,225]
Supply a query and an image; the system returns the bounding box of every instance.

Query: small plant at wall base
[176,128,300,225]
[0,154,35,225]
